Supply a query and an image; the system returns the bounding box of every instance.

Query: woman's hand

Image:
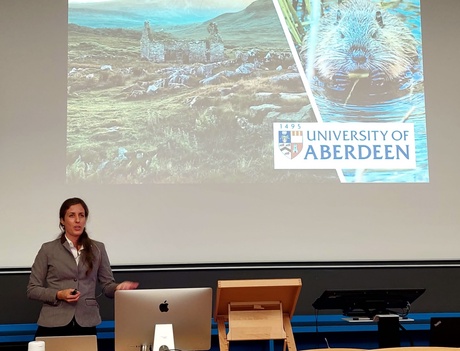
[56,288,80,302]
[116,281,139,290]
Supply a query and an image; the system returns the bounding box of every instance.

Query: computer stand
[213,278,302,351]
[215,303,297,351]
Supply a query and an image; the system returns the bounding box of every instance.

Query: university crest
[278,130,303,159]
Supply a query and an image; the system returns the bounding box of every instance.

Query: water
[315,92,429,183]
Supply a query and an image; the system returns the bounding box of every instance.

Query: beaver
[303,0,419,102]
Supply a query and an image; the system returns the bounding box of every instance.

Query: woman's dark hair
[59,197,95,275]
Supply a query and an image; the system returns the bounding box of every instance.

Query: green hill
[164,0,289,49]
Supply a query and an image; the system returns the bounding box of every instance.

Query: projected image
[274,0,429,182]
[67,0,339,183]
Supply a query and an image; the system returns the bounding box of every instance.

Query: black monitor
[430,317,460,347]
[312,288,426,318]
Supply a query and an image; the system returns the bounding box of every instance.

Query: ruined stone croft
[140,21,225,64]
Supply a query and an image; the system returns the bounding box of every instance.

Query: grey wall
[3,264,460,324]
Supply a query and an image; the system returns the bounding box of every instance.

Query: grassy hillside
[165,0,289,48]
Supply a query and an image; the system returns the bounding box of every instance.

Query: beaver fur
[303,0,419,101]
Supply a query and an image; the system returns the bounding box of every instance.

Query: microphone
[159,346,170,351]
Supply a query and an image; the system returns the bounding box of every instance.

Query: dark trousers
[35,318,97,338]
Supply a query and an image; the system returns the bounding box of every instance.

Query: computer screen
[430,317,460,347]
[115,287,212,351]
[35,335,98,351]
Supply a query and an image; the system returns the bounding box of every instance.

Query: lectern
[312,288,426,348]
[214,278,302,351]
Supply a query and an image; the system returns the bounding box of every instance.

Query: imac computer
[115,287,212,351]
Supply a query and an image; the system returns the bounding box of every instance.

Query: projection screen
[0,0,459,268]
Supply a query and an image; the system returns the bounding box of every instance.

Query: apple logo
[159,300,169,312]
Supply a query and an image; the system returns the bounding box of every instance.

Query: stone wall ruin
[140,21,225,64]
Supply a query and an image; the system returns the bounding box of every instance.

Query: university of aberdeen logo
[278,130,303,159]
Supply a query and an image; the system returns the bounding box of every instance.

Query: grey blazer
[27,235,119,327]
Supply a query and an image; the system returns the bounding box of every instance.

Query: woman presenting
[27,197,138,337]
